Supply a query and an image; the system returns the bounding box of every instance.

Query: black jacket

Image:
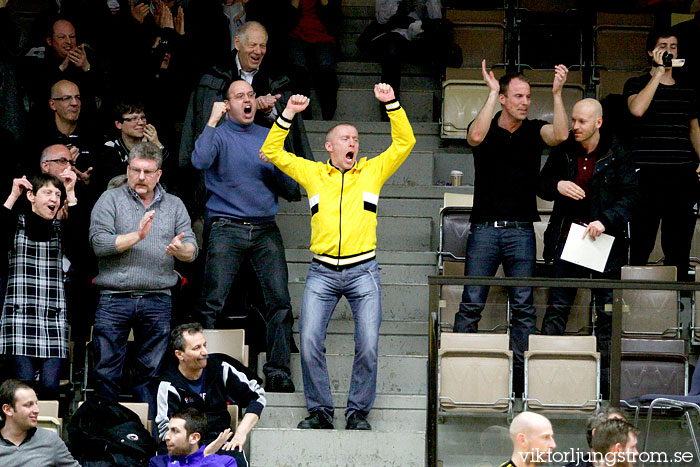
[538,131,639,271]
[154,353,265,442]
[178,49,312,215]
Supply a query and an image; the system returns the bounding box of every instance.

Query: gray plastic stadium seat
[439,332,513,413]
[620,266,679,338]
[524,335,600,412]
[620,338,687,401]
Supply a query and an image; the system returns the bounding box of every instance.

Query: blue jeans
[13,356,62,399]
[543,247,616,397]
[92,294,171,408]
[300,260,381,421]
[454,224,536,392]
[198,218,293,376]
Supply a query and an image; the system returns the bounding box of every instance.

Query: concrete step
[340,5,375,18]
[341,17,374,33]
[337,61,435,77]
[309,87,437,122]
[259,353,428,395]
[276,213,433,252]
[304,123,441,152]
[337,72,440,91]
[310,150,434,186]
[338,88,437,122]
[249,428,425,467]
[286,262,435,284]
[304,119,440,136]
[289,319,428,355]
[339,32,362,59]
[341,0,374,7]
[258,393,425,430]
[293,329,427,356]
[288,282,429,321]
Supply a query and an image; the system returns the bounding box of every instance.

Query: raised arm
[260,95,317,186]
[467,60,500,147]
[191,101,228,170]
[627,49,666,117]
[540,64,569,146]
[372,83,416,183]
[3,176,32,211]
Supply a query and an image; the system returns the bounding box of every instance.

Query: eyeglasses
[51,95,81,102]
[122,115,147,123]
[230,91,256,100]
[128,165,159,177]
[44,158,75,166]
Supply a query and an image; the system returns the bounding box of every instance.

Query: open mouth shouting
[244,104,253,118]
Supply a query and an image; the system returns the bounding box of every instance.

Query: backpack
[67,395,157,466]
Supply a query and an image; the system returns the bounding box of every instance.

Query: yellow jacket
[261,100,416,267]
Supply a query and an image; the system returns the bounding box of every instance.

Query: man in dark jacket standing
[538,98,638,396]
[179,20,312,212]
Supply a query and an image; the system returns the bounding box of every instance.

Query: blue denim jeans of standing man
[13,356,62,400]
[199,218,293,377]
[300,259,382,422]
[453,224,536,394]
[93,294,171,410]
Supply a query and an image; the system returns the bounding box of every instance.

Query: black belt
[211,216,274,226]
[474,221,533,229]
[108,292,168,299]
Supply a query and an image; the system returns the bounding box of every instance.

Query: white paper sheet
[560,223,615,273]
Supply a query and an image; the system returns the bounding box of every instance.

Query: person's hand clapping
[131,0,150,23]
[138,210,155,240]
[481,59,499,93]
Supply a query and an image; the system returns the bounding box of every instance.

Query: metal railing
[426,275,700,467]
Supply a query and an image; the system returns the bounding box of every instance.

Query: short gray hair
[171,322,204,353]
[128,142,163,169]
[40,144,70,165]
[236,21,267,44]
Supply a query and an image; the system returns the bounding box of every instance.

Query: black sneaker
[345,412,371,430]
[265,373,295,393]
[297,412,334,429]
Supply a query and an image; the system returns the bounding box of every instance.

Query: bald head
[510,412,552,440]
[509,412,556,465]
[573,98,603,120]
[40,144,72,177]
[571,98,603,145]
[49,80,81,124]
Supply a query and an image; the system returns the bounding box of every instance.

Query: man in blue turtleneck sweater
[192,80,295,393]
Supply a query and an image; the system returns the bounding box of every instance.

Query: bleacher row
[434,193,700,456]
[442,7,695,139]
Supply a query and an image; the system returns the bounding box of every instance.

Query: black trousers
[629,167,699,282]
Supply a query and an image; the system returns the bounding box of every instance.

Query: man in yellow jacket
[260,83,415,430]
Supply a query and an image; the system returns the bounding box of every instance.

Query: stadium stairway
[248,118,457,466]
[247,1,700,465]
[246,2,468,465]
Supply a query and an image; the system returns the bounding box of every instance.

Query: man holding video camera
[624,28,700,281]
